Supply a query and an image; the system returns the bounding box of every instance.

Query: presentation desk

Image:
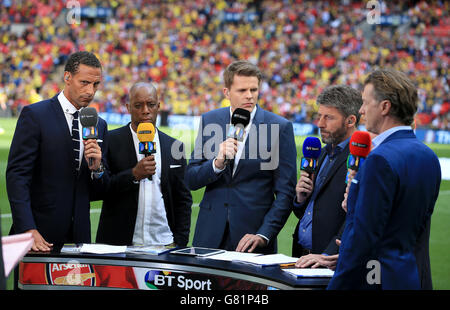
[18,249,331,290]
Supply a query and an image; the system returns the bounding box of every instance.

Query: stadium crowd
[0,0,448,128]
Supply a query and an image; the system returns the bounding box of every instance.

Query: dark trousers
[292,241,312,258]
[219,222,234,251]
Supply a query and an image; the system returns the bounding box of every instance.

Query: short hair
[364,68,418,125]
[64,51,102,74]
[129,82,158,101]
[223,60,262,89]
[316,85,363,124]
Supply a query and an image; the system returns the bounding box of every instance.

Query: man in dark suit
[185,60,297,254]
[328,69,441,290]
[96,82,192,247]
[6,51,107,250]
[292,85,362,268]
[0,217,5,290]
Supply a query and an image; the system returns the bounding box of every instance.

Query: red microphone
[346,131,372,183]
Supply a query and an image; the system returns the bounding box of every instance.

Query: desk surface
[19,249,331,290]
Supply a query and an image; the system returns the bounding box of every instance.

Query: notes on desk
[201,251,261,262]
[283,268,334,277]
[233,253,298,266]
[60,244,176,255]
[126,245,176,255]
[204,252,298,267]
[203,251,333,277]
[79,244,127,254]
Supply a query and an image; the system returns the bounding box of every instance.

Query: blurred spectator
[0,0,448,128]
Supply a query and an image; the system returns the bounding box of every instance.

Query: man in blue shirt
[292,85,362,268]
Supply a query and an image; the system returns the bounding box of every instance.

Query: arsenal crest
[46,262,96,286]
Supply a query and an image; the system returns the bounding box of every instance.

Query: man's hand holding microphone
[132,156,157,181]
[341,131,372,212]
[214,108,250,171]
[296,171,315,204]
[214,138,238,170]
[80,107,103,171]
[296,137,322,204]
[133,122,157,181]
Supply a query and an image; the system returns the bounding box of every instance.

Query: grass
[1,117,449,289]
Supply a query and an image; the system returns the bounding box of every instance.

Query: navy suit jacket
[185,106,297,254]
[96,125,192,246]
[327,130,441,290]
[6,95,108,244]
[0,215,5,289]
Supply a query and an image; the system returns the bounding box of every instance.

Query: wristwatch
[131,167,140,184]
[91,161,105,178]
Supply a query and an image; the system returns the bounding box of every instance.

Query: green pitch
[1,117,449,289]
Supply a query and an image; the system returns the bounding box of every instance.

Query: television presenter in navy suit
[185,60,297,254]
[6,51,108,251]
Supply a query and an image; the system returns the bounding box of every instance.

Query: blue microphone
[300,137,322,174]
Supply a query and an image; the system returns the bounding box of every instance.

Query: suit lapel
[120,124,138,168]
[315,143,349,194]
[215,108,233,181]
[317,150,327,170]
[158,130,170,189]
[49,95,76,170]
[219,107,230,146]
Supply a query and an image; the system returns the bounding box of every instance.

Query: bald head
[127,82,160,132]
[129,82,158,101]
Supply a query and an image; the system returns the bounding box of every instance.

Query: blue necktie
[72,111,80,171]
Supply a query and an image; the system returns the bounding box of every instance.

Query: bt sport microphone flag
[300,137,322,174]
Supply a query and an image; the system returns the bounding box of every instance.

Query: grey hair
[316,85,363,124]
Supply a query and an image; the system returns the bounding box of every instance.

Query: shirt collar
[325,137,350,158]
[58,91,78,114]
[371,126,412,150]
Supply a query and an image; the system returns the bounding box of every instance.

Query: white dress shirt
[129,124,174,246]
[58,91,83,169]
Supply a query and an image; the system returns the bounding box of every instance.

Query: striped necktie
[72,111,80,171]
